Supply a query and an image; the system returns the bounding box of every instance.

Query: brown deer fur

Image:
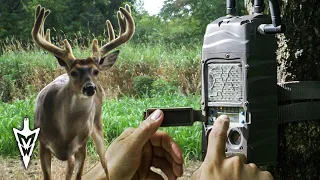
[32,4,134,180]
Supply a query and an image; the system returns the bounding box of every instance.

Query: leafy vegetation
[0,93,202,161]
[133,75,155,96]
[0,0,230,51]
[0,41,201,102]
[0,0,231,164]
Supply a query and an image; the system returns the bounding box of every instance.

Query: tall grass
[0,41,202,102]
[0,38,203,161]
[0,93,202,161]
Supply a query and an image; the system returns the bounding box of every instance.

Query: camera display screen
[208,107,246,125]
[207,62,243,103]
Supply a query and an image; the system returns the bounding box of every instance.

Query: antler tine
[45,29,51,43]
[40,10,50,39]
[125,4,131,15]
[32,5,75,64]
[106,20,115,41]
[120,5,131,35]
[42,10,51,43]
[94,5,135,57]
[117,11,126,35]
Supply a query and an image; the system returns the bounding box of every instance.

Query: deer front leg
[91,127,109,180]
[39,141,52,180]
[65,155,75,180]
[74,144,87,180]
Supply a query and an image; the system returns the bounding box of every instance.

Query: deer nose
[83,83,96,96]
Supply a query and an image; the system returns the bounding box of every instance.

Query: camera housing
[144,0,284,166]
[201,14,278,165]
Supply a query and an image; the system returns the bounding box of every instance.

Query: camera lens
[228,128,241,146]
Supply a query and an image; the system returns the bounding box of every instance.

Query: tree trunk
[244,0,320,179]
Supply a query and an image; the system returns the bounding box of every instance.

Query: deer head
[32,5,135,179]
[32,5,135,97]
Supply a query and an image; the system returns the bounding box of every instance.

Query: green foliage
[159,0,227,40]
[0,0,134,47]
[0,1,31,43]
[133,76,180,97]
[0,41,201,102]
[0,0,233,50]
[0,94,202,161]
[0,50,57,102]
[0,96,36,156]
[151,78,179,95]
[133,75,155,96]
[131,10,203,46]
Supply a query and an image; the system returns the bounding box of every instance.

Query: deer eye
[70,71,78,77]
[93,70,99,76]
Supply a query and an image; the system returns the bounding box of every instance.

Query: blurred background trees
[0,0,229,48]
[0,0,134,45]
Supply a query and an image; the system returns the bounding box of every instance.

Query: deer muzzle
[83,83,96,96]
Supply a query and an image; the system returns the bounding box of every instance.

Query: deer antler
[92,4,135,59]
[32,5,75,65]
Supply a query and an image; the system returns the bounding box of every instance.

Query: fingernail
[150,109,161,121]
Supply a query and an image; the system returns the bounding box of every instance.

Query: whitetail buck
[32,4,134,180]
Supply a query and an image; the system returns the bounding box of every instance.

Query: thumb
[131,109,164,148]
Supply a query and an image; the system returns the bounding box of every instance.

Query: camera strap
[278,81,320,124]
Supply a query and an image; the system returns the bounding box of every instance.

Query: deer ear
[99,50,120,71]
[55,56,68,67]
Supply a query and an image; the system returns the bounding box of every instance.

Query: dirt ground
[0,156,202,180]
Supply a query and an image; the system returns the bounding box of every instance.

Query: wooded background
[0,0,230,48]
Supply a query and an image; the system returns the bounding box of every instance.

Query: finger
[153,146,175,164]
[153,147,184,177]
[130,109,164,148]
[153,146,184,177]
[244,163,273,180]
[138,141,153,176]
[206,115,230,163]
[247,163,258,169]
[246,165,273,180]
[228,153,247,164]
[150,131,183,165]
[152,156,177,179]
[141,141,153,162]
[172,160,183,177]
[153,146,171,161]
[146,171,164,180]
[259,171,274,180]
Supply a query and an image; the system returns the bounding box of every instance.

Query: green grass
[0,41,201,102]
[0,40,203,161]
[0,41,201,71]
[0,93,202,161]
[0,96,36,157]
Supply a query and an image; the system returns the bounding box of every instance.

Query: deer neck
[60,82,96,117]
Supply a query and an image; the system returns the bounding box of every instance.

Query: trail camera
[144,0,284,165]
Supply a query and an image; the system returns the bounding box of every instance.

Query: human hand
[192,115,274,180]
[83,109,183,180]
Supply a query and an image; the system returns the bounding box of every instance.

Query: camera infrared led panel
[207,63,243,103]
